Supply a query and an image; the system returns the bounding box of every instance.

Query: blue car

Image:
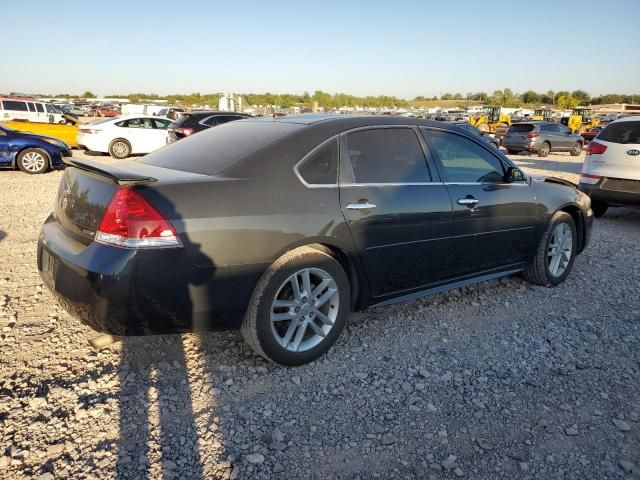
[0,125,72,174]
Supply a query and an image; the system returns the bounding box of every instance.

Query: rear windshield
[140,120,300,175]
[597,121,640,144]
[170,114,193,127]
[508,124,535,133]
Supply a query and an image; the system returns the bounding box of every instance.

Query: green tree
[557,95,579,109]
[441,93,453,100]
[521,90,540,104]
[453,93,463,100]
[81,91,96,98]
[571,90,590,104]
[413,95,426,101]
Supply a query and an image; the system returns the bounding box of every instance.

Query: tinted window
[45,104,57,113]
[27,102,36,112]
[426,130,504,183]
[344,128,429,183]
[171,114,195,127]
[558,124,571,134]
[142,121,299,175]
[35,103,44,113]
[297,139,338,185]
[202,116,219,127]
[508,124,534,133]
[540,124,560,133]
[2,100,28,112]
[597,121,640,144]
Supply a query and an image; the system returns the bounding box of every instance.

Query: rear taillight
[95,188,181,248]
[580,173,602,185]
[526,133,539,138]
[175,127,194,136]
[79,128,100,134]
[586,142,607,155]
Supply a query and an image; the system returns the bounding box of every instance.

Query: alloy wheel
[22,151,46,172]
[270,267,339,352]
[111,141,129,158]
[547,223,573,277]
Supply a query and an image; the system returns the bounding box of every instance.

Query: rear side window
[171,114,194,127]
[152,119,171,129]
[297,139,338,185]
[35,103,44,113]
[343,128,429,183]
[202,115,219,127]
[27,102,36,112]
[540,124,560,133]
[597,121,640,144]
[2,100,28,111]
[426,130,504,183]
[508,124,534,133]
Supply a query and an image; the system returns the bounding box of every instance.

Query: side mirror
[505,166,524,182]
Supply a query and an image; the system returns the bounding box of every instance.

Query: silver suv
[503,121,584,157]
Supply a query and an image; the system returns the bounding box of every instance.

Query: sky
[3,0,639,99]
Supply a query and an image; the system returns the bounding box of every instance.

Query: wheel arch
[15,146,52,169]
[558,204,586,253]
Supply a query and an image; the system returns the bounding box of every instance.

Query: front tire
[241,246,350,366]
[108,139,131,159]
[507,149,520,155]
[538,142,551,157]
[523,211,577,286]
[16,148,49,174]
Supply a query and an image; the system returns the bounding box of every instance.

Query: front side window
[425,130,504,183]
[2,100,28,112]
[297,139,338,185]
[152,119,171,129]
[120,118,153,129]
[344,128,429,183]
[45,104,57,113]
[35,103,44,113]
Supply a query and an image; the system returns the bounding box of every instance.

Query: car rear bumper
[503,137,538,151]
[579,177,640,207]
[37,214,263,336]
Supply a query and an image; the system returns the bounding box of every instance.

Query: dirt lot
[0,150,639,479]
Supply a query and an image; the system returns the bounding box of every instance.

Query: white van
[0,98,66,124]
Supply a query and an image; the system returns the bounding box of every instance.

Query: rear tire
[507,149,520,155]
[523,211,577,286]
[16,148,49,174]
[538,142,550,157]
[570,142,582,156]
[108,139,131,159]
[241,246,350,366]
[591,200,608,217]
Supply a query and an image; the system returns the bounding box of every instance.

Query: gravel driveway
[0,151,638,479]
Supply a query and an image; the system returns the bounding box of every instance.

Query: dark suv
[167,111,251,143]
[503,121,584,157]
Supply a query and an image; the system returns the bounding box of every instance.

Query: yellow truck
[563,108,599,134]
[0,120,79,147]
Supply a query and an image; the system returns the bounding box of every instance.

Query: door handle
[457,198,479,207]
[346,202,377,210]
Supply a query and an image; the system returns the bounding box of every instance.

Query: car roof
[183,110,250,117]
[611,115,640,123]
[245,114,469,129]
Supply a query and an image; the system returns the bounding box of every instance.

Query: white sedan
[77,115,172,159]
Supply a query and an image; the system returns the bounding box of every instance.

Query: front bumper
[579,177,640,207]
[50,148,72,168]
[37,215,262,336]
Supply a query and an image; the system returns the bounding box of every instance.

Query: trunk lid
[53,159,207,244]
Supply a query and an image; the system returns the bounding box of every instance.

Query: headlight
[42,138,68,148]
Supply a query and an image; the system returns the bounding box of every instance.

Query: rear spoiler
[63,158,157,185]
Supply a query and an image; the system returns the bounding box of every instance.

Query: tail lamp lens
[96,188,181,248]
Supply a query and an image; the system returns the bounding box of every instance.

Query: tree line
[414,89,639,108]
[48,89,638,109]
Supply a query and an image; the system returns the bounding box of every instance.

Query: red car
[96,107,119,117]
[580,125,605,143]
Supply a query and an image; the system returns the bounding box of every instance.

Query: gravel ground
[0,150,639,480]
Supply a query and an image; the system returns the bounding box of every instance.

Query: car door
[339,126,453,297]
[557,123,575,149]
[422,128,537,277]
[151,118,171,148]
[121,117,156,153]
[0,128,11,166]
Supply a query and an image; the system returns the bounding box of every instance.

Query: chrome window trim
[293,135,340,188]
[341,182,444,187]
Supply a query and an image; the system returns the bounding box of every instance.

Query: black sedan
[38,116,593,366]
